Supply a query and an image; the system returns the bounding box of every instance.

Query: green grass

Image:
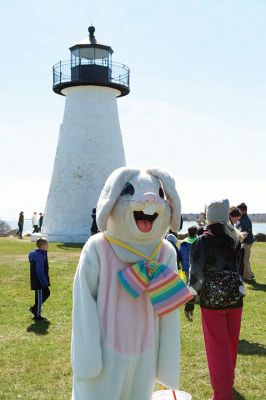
[0,238,265,400]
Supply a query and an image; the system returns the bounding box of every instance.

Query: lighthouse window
[71,49,80,67]
[71,46,111,69]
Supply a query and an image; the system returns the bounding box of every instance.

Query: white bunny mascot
[71,167,192,400]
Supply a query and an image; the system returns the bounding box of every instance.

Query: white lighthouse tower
[42,26,130,243]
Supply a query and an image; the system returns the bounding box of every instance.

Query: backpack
[199,231,244,308]
[200,270,243,308]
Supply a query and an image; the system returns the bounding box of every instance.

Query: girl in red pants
[185,199,245,400]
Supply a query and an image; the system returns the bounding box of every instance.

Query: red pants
[201,307,242,400]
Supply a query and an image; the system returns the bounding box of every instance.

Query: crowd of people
[16,211,44,239]
[166,202,254,283]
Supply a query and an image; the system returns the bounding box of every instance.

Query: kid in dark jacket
[179,225,198,280]
[28,237,50,320]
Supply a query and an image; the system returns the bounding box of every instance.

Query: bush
[254,233,266,242]
[0,219,12,236]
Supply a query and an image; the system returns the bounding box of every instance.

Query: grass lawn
[0,237,265,400]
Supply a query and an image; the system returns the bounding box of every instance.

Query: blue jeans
[17,223,23,238]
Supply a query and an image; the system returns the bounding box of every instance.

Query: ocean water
[6,219,266,235]
[181,221,266,235]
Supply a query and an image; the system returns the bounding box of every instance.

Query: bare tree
[0,219,11,236]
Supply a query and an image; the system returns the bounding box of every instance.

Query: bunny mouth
[133,211,159,233]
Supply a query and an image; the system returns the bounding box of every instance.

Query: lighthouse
[42,26,130,243]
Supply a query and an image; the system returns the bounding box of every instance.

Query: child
[166,232,182,269]
[179,226,198,281]
[229,206,241,226]
[28,237,50,320]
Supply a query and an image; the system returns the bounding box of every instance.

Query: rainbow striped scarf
[105,236,193,317]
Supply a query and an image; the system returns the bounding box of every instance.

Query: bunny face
[107,172,171,242]
[97,167,181,244]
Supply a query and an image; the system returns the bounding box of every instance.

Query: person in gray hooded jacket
[185,199,245,400]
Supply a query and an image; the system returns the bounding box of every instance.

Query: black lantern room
[53,26,130,97]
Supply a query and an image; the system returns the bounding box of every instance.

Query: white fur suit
[72,168,182,400]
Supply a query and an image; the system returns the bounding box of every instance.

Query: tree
[0,219,12,236]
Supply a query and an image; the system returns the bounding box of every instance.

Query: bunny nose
[130,192,164,215]
[142,192,163,215]
[143,192,157,204]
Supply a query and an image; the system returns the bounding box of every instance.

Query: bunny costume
[72,168,183,400]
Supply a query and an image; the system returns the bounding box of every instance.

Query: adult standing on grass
[39,213,44,232]
[185,199,245,400]
[236,202,255,282]
[32,212,39,233]
[28,237,50,321]
[17,211,24,239]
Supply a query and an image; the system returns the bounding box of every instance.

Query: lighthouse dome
[74,35,111,47]
[53,26,129,97]
[70,26,114,55]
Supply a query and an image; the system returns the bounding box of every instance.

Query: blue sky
[0,0,265,218]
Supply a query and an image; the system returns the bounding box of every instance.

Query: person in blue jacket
[179,226,198,281]
[28,237,50,320]
[236,202,255,281]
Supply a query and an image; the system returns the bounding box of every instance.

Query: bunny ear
[147,167,181,232]
[96,167,140,232]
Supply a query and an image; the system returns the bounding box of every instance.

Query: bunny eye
[120,183,135,196]
[159,187,165,199]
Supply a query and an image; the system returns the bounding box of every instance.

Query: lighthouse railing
[53,59,129,90]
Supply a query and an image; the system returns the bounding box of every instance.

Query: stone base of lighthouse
[42,85,126,243]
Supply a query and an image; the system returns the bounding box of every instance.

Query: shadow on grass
[238,339,266,356]
[245,279,266,292]
[233,388,246,400]
[27,319,51,335]
[56,243,84,250]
